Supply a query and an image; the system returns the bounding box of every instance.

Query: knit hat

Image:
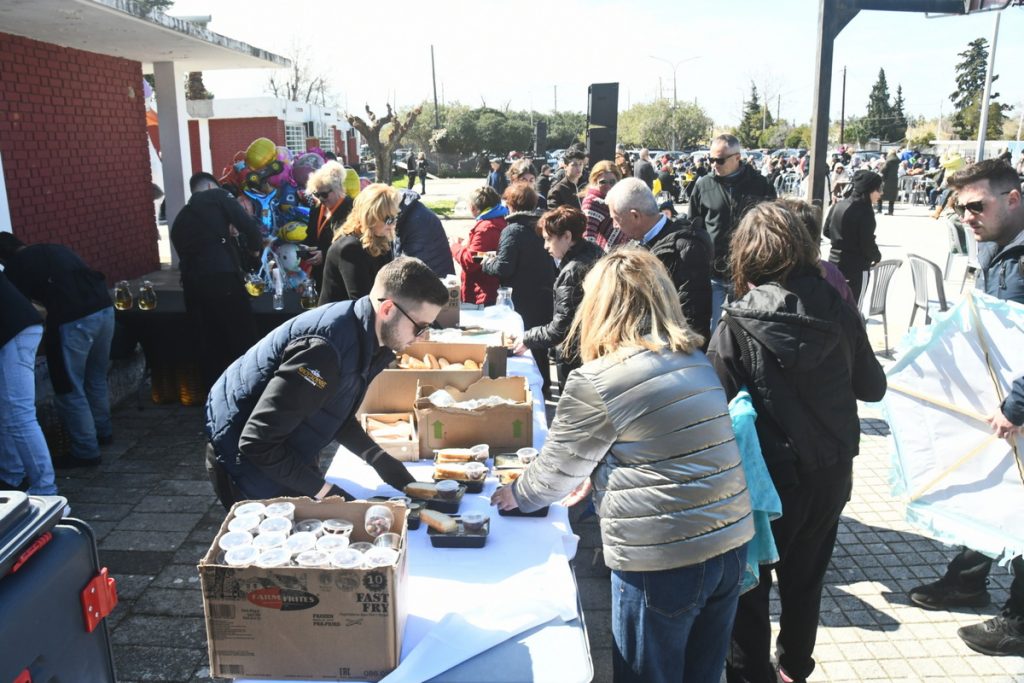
[851,169,881,195]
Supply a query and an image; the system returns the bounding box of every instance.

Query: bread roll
[464,359,479,370]
[424,353,440,369]
[420,509,457,533]
[438,357,450,369]
[405,482,438,500]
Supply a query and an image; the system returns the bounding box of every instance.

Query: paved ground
[74,190,1023,681]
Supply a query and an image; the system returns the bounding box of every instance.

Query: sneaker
[52,454,102,470]
[908,576,990,610]
[958,608,1024,656]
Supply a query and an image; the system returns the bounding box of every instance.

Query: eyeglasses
[378,298,431,337]
[710,153,739,165]
[383,215,397,226]
[597,179,617,187]
[954,190,1011,217]
[313,190,333,200]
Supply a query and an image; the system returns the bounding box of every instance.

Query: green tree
[949,38,1008,139]
[135,0,174,13]
[543,111,586,149]
[888,85,908,142]
[618,100,713,149]
[865,68,893,141]
[785,124,812,149]
[736,82,772,148]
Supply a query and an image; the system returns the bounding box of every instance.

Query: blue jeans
[711,277,733,331]
[0,325,56,494]
[612,544,746,683]
[54,307,114,460]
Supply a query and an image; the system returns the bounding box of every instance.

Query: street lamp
[649,55,701,150]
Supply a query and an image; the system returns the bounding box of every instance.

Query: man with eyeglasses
[907,159,1024,657]
[204,257,449,509]
[689,134,776,331]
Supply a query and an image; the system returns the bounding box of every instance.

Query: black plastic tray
[0,492,68,575]
[427,516,490,548]
[433,476,484,494]
[499,505,550,518]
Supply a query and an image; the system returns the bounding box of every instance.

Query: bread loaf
[420,509,457,533]
[433,463,467,480]
[435,448,475,463]
[405,482,438,500]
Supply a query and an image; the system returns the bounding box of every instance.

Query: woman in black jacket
[482,183,557,397]
[825,169,883,300]
[319,184,398,304]
[513,206,604,391]
[304,161,354,290]
[708,201,886,683]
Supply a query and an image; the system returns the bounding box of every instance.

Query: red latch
[8,532,52,575]
[80,567,118,633]
[13,669,32,683]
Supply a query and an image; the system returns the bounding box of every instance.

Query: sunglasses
[954,190,1011,217]
[313,190,333,200]
[379,298,431,337]
[383,215,397,226]
[597,179,617,187]
[710,153,739,165]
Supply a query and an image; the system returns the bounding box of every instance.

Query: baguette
[404,482,438,500]
[420,509,457,533]
[424,353,440,369]
[435,448,475,463]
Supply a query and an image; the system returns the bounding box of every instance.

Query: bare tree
[348,104,423,185]
[266,46,331,106]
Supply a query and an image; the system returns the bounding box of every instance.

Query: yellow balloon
[343,167,361,198]
[278,221,308,242]
[246,138,277,171]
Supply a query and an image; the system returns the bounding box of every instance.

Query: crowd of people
[2,127,1023,682]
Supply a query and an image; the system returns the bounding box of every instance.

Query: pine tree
[950,37,1008,139]
[888,85,908,142]
[736,82,771,148]
[865,68,893,141]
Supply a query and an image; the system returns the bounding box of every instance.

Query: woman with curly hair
[319,183,399,304]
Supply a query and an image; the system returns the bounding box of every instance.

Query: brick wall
[188,119,201,174]
[0,32,158,281]
[208,117,284,180]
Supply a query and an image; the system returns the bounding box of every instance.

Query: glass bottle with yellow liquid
[138,280,158,311]
[113,281,133,310]
[244,273,266,297]
[300,281,318,310]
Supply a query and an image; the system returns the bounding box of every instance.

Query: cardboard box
[361,412,417,461]
[358,341,505,416]
[200,498,408,681]
[414,376,533,458]
[434,279,461,329]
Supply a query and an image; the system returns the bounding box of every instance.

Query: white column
[198,118,212,172]
[153,60,190,268]
[0,150,11,234]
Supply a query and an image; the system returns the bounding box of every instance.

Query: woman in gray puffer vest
[492,248,753,683]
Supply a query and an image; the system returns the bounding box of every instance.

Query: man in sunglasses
[204,257,449,509]
[689,134,776,331]
[907,159,1024,657]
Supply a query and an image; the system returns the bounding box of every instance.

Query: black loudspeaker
[587,83,618,163]
[534,121,547,157]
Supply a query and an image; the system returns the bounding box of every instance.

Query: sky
[169,0,1024,130]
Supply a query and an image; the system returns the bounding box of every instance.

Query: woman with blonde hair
[708,201,885,683]
[304,160,353,288]
[580,160,626,251]
[493,247,753,683]
[319,183,399,304]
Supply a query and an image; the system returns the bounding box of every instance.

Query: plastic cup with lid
[516,447,539,465]
[294,519,324,537]
[374,533,402,550]
[252,530,288,552]
[256,547,292,568]
[461,512,488,532]
[264,501,296,521]
[233,501,266,519]
[322,518,354,536]
[218,530,253,552]
[388,496,412,507]
[364,505,394,538]
[316,534,350,553]
[283,531,317,556]
[471,444,490,461]
[464,462,488,481]
[295,550,331,568]
[224,545,259,567]
[364,547,399,568]
[330,548,364,569]
[436,479,460,500]
[258,516,293,535]
[348,541,373,554]
[227,513,262,534]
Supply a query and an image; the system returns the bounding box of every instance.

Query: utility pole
[840,66,847,145]
[975,10,1000,161]
[649,55,700,151]
[554,85,557,112]
[777,93,781,121]
[430,45,440,129]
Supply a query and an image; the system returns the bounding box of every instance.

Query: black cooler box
[0,491,118,682]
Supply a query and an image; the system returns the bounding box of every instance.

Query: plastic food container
[471,444,490,461]
[463,462,488,481]
[436,480,460,500]
[252,531,288,552]
[233,501,266,519]
[330,548,363,568]
[264,501,296,521]
[316,535,350,552]
[322,518,354,536]
[364,547,399,567]
[348,542,373,554]
[218,530,253,552]
[283,531,317,556]
[227,513,262,534]
[517,447,538,465]
[461,512,488,532]
[295,550,331,568]
[224,545,259,566]
[294,519,324,536]
[256,547,292,568]
[258,516,293,535]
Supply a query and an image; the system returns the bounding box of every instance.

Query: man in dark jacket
[689,134,777,331]
[204,257,449,508]
[878,149,900,215]
[632,148,657,189]
[393,190,455,278]
[607,178,713,343]
[0,233,115,468]
[171,172,268,389]
[547,150,585,210]
[405,151,416,190]
[908,159,1024,657]
[486,158,508,196]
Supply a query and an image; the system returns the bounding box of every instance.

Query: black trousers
[875,200,894,215]
[182,272,257,391]
[531,348,552,399]
[727,462,853,683]
[845,269,864,302]
[946,548,1024,615]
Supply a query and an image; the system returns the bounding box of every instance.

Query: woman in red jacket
[450,185,507,304]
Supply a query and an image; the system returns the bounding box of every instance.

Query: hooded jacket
[643,217,714,344]
[826,196,881,276]
[451,204,508,305]
[707,272,887,490]
[394,190,455,278]
[977,227,1024,423]
[513,345,753,572]
[689,163,777,276]
[481,211,556,328]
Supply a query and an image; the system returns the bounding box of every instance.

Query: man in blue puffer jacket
[205,257,449,508]
[393,190,455,278]
[908,159,1024,658]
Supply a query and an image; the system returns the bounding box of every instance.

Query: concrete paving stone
[189,667,219,683]
[819,660,858,680]
[151,563,202,590]
[114,573,156,601]
[100,549,176,575]
[133,586,206,617]
[84,520,117,542]
[576,576,611,611]
[173,542,212,565]
[62,485,150,505]
[134,496,217,513]
[115,511,206,532]
[105,459,182,474]
[113,645,203,682]
[588,647,613,683]
[100,529,190,552]
[935,654,978,676]
[166,465,214,482]
[185,526,218,546]
[161,480,218,497]
[99,473,172,489]
[112,615,207,649]
[107,602,131,631]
